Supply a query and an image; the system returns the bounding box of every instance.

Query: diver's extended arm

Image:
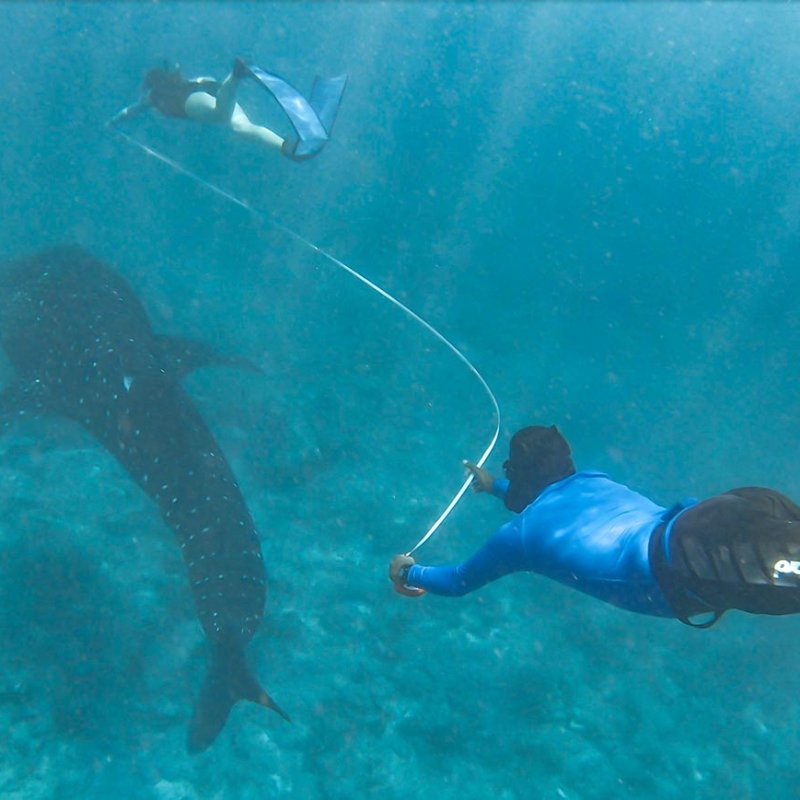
[404,519,527,597]
[108,93,152,125]
[464,460,508,500]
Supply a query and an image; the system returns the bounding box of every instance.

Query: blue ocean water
[1,2,800,798]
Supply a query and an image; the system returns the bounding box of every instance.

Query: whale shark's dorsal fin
[155,335,262,379]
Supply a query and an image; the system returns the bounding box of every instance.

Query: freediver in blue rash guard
[389,425,800,628]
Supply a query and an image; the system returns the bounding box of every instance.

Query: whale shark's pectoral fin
[0,380,53,429]
[155,335,263,379]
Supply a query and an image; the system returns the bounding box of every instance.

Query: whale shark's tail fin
[187,641,289,753]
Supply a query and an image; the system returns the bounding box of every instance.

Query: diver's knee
[230,105,252,127]
[229,117,251,135]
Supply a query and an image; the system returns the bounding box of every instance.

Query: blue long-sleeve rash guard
[406,471,678,617]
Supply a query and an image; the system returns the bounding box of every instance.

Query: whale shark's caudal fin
[187,642,289,754]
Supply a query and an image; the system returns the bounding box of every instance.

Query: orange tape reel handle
[393,582,426,598]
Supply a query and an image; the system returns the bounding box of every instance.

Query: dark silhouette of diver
[110,58,347,161]
[389,425,800,627]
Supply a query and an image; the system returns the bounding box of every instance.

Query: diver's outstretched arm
[109,94,151,125]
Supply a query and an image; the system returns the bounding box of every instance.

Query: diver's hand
[389,554,415,584]
[108,108,129,126]
[463,460,494,493]
[108,96,151,126]
[108,104,141,126]
[389,553,425,598]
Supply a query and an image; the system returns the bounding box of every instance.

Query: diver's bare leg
[229,105,284,150]
[211,71,241,121]
[184,70,242,123]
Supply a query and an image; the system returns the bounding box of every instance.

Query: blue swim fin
[243,63,347,161]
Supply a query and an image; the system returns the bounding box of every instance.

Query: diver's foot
[233,57,249,79]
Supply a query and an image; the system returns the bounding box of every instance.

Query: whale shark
[0,245,288,752]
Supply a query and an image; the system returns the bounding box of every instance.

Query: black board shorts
[650,488,800,627]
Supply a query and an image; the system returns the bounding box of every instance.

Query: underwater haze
[2,2,800,798]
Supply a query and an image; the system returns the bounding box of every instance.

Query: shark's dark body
[0,245,286,751]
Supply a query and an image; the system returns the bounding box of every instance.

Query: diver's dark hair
[143,62,183,91]
[504,425,576,512]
